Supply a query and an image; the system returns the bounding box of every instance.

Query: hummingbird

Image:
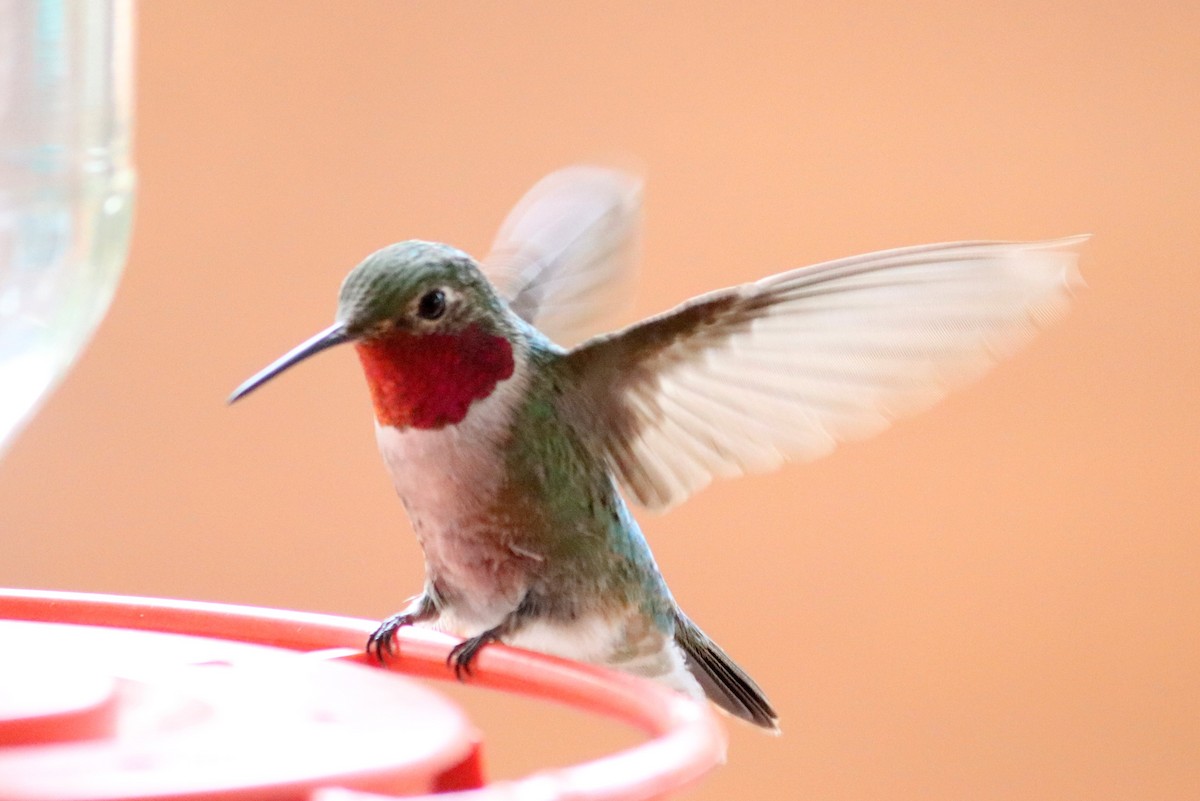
[230,166,1084,732]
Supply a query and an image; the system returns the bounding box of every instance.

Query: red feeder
[0,589,725,800]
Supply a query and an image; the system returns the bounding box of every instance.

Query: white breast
[375,348,530,513]
[374,354,532,626]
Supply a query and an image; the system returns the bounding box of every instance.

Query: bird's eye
[416,289,446,320]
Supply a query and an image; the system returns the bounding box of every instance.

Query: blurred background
[1,2,1197,799]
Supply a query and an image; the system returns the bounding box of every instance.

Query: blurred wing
[565,237,1086,510]
[483,165,642,347]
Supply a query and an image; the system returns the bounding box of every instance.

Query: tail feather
[674,610,779,732]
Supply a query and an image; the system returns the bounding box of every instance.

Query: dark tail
[674,610,779,732]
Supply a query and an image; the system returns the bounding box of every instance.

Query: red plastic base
[0,589,725,801]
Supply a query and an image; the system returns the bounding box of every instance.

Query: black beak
[228,322,351,403]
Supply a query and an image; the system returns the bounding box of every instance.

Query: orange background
[2,3,1197,799]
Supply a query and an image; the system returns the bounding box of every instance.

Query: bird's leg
[366,593,439,662]
[447,594,536,681]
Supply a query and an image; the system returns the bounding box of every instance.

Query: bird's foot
[366,612,419,663]
[447,629,501,681]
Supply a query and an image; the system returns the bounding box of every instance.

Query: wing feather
[483,165,642,346]
[564,237,1085,510]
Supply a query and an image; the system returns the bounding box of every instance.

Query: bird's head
[231,241,519,430]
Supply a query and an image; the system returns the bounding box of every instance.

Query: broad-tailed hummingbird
[230,166,1084,731]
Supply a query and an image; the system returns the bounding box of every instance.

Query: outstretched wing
[564,237,1086,511]
[483,165,642,347]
